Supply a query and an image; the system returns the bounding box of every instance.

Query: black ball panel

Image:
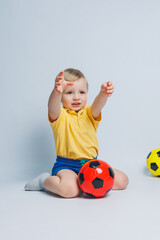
[147,152,151,159]
[85,193,95,197]
[105,187,112,195]
[157,151,160,157]
[92,177,104,189]
[79,173,85,185]
[151,163,158,171]
[89,161,100,169]
[108,168,114,178]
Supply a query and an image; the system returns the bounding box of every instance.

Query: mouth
[71,102,81,107]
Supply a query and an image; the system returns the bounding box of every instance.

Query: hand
[55,71,74,94]
[101,81,114,97]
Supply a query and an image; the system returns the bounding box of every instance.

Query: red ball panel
[103,176,114,191]
[92,187,106,197]
[79,165,97,193]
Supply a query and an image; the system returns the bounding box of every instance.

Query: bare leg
[44,169,81,198]
[112,169,129,190]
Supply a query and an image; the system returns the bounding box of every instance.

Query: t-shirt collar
[64,107,85,115]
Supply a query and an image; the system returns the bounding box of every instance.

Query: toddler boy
[25,68,129,198]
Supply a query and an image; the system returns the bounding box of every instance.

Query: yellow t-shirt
[48,105,102,160]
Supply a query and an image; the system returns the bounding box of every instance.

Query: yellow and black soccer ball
[146,148,160,176]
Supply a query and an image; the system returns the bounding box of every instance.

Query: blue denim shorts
[51,156,97,176]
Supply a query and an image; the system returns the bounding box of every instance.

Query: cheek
[62,95,71,104]
[82,95,87,103]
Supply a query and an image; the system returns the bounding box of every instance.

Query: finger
[107,81,112,86]
[107,86,114,90]
[56,82,61,86]
[107,90,113,94]
[66,82,74,86]
[59,71,64,76]
[57,71,64,80]
[56,81,61,86]
[57,76,63,82]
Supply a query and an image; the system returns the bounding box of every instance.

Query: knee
[120,173,129,189]
[113,171,129,190]
[60,182,80,198]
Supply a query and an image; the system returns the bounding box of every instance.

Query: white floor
[1,164,160,240]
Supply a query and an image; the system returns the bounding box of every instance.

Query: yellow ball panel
[146,148,160,176]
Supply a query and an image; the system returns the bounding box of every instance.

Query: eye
[80,91,85,94]
[67,91,72,94]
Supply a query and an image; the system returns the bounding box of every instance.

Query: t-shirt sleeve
[48,107,65,131]
[85,105,102,131]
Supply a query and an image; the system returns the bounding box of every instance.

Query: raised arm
[91,81,114,119]
[48,71,74,122]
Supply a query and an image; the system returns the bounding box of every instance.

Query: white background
[1,0,160,239]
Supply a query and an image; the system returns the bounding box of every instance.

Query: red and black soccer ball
[78,159,115,197]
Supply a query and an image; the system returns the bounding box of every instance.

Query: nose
[73,93,80,100]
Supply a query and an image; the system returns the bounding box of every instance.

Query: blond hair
[56,68,88,89]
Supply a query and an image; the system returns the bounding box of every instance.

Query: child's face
[62,78,88,112]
